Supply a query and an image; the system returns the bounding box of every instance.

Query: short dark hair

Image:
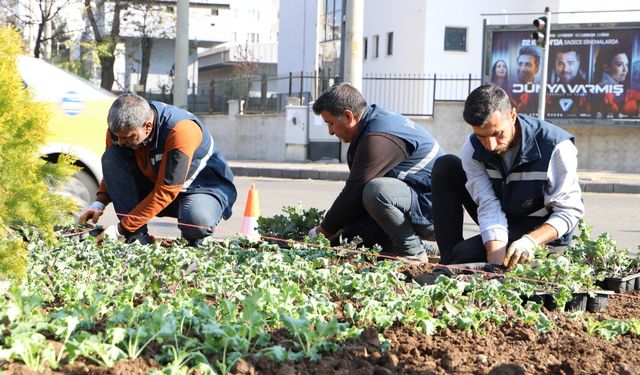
[463,84,513,126]
[312,83,367,118]
[518,46,541,68]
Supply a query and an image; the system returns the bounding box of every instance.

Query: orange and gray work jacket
[97,101,237,233]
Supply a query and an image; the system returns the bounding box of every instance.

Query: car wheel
[57,169,98,210]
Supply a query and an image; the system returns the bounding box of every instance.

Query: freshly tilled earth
[6,290,640,375]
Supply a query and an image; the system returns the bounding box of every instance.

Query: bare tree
[1,0,74,58]
[84,0,122,91]
[233,43,261,101]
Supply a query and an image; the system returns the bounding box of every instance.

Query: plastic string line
[87,208,408,261]
[83,207,640,299]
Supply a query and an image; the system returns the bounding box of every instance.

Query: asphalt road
[99,176,640,252]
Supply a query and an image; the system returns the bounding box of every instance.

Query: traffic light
[532,16,547,47]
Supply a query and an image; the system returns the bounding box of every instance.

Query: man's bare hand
[79,201,106,224]
[485,240,507,265]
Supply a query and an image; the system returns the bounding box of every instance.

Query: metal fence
[362,74,482,117]
[177,72,481,117]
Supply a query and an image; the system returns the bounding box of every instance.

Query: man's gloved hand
[503,234,537,270]
[79,201,106,224]
[308,226,318,239]
[96,224,125,243]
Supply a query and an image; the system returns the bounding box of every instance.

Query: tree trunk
[34,21,45,59]
[139,36,153,93]
[85,0,122,91]
[99,55,115,91]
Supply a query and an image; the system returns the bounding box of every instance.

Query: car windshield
[17,56,115,102]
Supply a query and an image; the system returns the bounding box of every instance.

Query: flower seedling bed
[3,229,639,374]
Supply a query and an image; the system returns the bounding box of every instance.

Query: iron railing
[362,73,482,117]
[140,72,481,117]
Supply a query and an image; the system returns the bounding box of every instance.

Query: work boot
[182,235,204,247]
[186,238,203,248]
[124,231,154,245]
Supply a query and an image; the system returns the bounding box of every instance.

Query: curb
[231,166,349,181]
[231,166,640,194]
[579,182,640,194]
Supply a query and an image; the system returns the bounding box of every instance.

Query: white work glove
[308,226,318,239]
[79,201,106,224]
[96,224,124,243]
[503,234,537,270]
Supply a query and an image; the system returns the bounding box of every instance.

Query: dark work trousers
[101,145,223,241]
[431,154,532,264]
[333,178,434,257]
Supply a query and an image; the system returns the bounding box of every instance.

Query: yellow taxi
[17,56,115,208]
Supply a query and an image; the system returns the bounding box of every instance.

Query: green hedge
[0,27,76,278]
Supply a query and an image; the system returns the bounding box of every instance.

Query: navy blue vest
[111,101,237,219]
[348,105,443,226]
[470,114,575,245]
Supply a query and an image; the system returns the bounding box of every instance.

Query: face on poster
[488,27,640,121]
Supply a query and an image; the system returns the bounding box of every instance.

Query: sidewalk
[229,160,640,194]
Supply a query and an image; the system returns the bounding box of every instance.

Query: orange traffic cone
[240,183,261,240]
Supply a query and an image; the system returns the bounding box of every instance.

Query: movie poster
[488,27,640,121]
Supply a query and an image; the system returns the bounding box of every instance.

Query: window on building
[320,0,342,42]
[211,9,219,16]
[363,37,368,59]
[387,32,393,56]
[444,27,467,51]
[373,35,379,58]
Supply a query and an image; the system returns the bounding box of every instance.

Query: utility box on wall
[309,107,340,161]
[284,105,308,161]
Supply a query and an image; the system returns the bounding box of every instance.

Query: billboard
[486,25,640,122]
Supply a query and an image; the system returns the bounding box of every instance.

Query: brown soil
[5,292,639,375]
[244,318,637,374]
[237,291,640,375]
[5,258,640,375]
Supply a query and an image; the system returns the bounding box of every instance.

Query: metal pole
[44,0,52,59]
[299,70,304,103]
[537,7,551,120]
[174,0,189,109]
[288,72,293,97]
[209,79,215,113]
[343,0,364,90]
[432,73,437,102]
[260,73,267,110]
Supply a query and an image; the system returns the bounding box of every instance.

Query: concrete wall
[564,125,640,173]
[201,101,640,172]
[416,102,472,156]
[201,113,286,161]
[425,102,640,173]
